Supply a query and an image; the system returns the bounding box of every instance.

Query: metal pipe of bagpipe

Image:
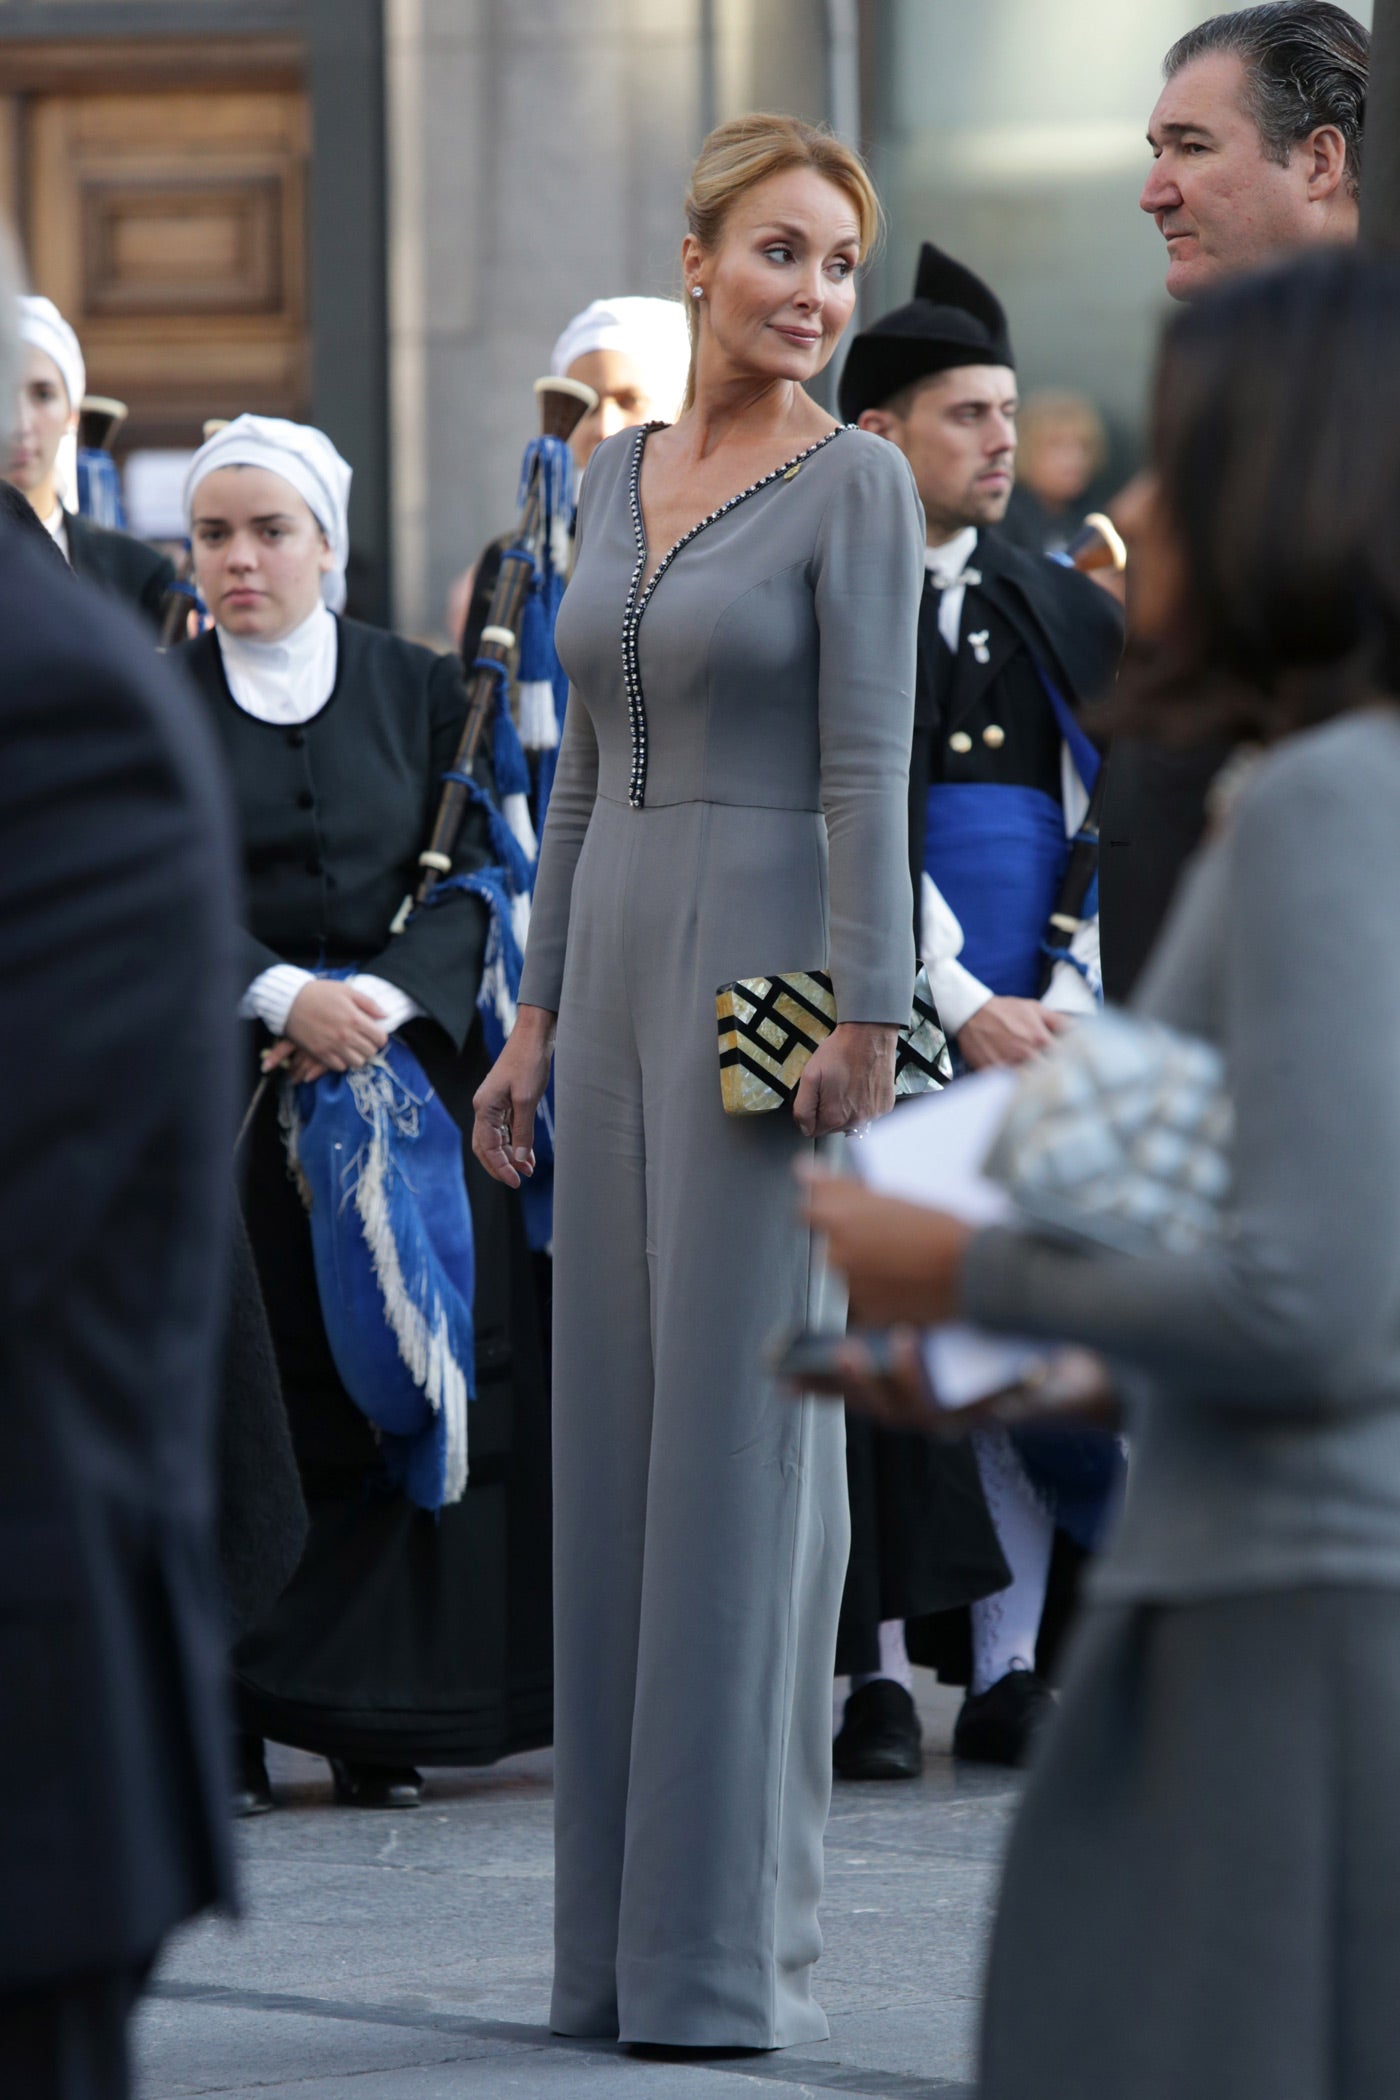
[1036,511,1128,994]
[157,417,230,649]
[410,375,597,910]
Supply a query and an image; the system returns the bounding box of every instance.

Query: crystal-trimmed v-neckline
[629,420,846,596]
[620,420,847,808]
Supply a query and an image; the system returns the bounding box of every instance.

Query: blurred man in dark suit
[1101,0,1366,998]
[0,237,238,2099]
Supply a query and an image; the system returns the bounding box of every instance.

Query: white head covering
[550,296,691,423]
[17,296,86,414]
[184,413,353,612]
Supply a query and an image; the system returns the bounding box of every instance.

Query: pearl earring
[690,286,703,300]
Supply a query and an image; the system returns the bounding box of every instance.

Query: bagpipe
[75,395,129,528]
[1038,511,1127,998]
[413,372,596,909]
[1060,510,1127,581]
[278,378,595,1513]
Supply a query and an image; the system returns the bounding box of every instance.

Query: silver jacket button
[982,724,1006,749]
[948,730,973,755]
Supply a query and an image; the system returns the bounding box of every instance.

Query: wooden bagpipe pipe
[1061,510,1127,579]
[406,374,597,917]
[1037,509,1128,995]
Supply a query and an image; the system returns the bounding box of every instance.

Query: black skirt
[836,1414,1010,1678]
[980,1585,1400,2100]
[233,1017,552,1764]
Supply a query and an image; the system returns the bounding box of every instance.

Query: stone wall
[385,0,830,640]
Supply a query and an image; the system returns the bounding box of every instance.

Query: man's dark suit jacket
[66,509,176,631]
[0,524,238,1988]
[1097,736,1228,1003]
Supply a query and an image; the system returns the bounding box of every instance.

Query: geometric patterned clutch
[716,965,951,1116]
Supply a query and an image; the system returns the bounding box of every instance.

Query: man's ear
[858,408,899,439]
[1304,123,1349,202]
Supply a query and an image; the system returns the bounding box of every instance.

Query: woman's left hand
[798,1166,973,1325]
[793,1021,899,1139]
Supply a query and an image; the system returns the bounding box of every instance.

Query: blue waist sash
[924,782,1068,998]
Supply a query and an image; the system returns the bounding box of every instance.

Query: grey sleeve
[812,437,922,1025]
[962,742,1400,1410]
[516,693,599,1011]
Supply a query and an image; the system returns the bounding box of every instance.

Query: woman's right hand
[283,980,389,1073]
[472,1006,557,1187]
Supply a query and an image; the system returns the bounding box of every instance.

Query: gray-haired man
[1101,1,1367,1000]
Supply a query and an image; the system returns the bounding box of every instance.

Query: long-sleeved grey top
[518,422,922,1022]
[963,708,1400,1602]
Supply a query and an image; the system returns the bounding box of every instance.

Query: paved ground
[136,1675,1019,2099]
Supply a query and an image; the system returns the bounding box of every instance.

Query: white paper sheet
[851,1073,1043,1408]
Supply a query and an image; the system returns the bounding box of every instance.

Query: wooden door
[7,50,310,453]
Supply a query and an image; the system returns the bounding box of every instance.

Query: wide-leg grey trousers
[548,797,849,2049]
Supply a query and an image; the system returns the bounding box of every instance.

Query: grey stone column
[386,0,829,640]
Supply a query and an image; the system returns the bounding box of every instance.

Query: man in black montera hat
[830,244,1124,1775]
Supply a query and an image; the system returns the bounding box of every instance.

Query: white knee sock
[969,1428,1055,1696]
[850,1617,914,1695]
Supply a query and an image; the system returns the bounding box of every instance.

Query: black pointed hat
[837,242,1014,424]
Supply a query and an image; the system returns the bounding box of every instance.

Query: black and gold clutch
[716,966,950,1116]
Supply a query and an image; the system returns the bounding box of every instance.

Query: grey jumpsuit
[518,420,923,2048]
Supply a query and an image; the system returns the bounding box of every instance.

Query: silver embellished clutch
[982,1010,1232,1257]
[716,966,950,1116]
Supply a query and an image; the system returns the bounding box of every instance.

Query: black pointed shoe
[833,1679,923,1781]
[232,1733,274,1818]
[952,1668,1056,1768]
[328,1758,424,1808]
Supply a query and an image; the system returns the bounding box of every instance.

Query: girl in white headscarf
[4,294,174,625]
[180,414,553,1816]
[451,293,689,668]
[550,295,690,472]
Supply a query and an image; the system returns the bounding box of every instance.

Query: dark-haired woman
[805,245,1400,2100]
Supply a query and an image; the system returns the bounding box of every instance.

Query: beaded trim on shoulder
[621,421,849,809]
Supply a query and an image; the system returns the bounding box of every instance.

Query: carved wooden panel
[82,173,284,316]
[21,75,310,448]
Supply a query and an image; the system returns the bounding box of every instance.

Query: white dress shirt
[923,525,979,651]
[227,605,424,1039]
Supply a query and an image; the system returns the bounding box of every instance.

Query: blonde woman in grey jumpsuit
[473,115,922,2050]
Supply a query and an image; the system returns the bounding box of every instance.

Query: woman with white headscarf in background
[3,293,175,626]
[179,414,553,1816]
[452,292,690,653]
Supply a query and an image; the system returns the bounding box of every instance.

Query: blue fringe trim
[469,654,533,804]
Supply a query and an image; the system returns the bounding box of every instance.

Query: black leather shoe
[953,1668,1056,1768]
[328,1758,424,1808]
[833,1679,923,1781]
[232,1734,274,1818]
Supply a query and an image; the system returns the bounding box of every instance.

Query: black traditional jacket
[909,525,1124,910]
[67,510,175,630]
[180,616,494,1047]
